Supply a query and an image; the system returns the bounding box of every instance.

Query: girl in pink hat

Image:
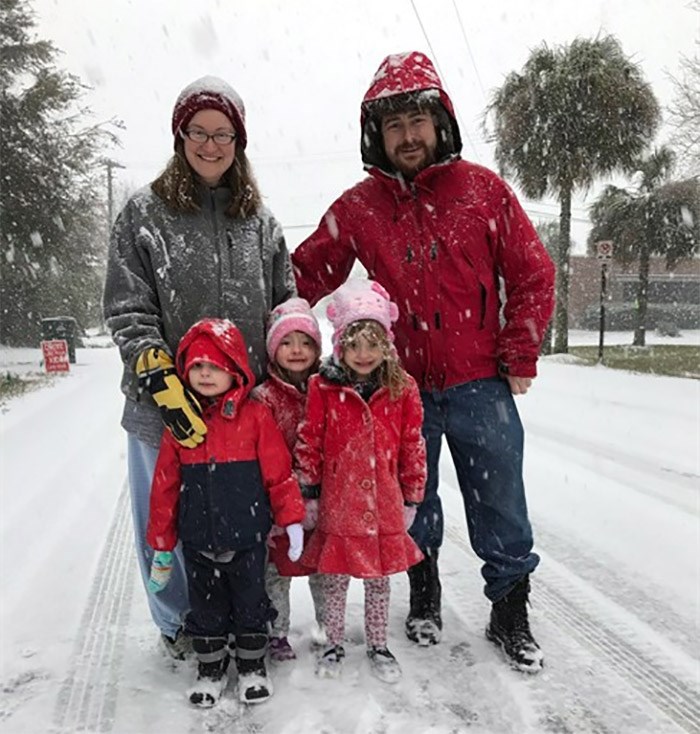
[252,298,326,662]
[294,279,427,684]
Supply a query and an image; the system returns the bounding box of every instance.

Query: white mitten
[286,523,304,562]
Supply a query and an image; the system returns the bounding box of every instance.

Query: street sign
[596,240,614,261]
[41,339,70,373]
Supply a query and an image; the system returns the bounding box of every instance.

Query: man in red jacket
[292,51,555,673]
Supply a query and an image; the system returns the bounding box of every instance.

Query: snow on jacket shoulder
[146,320,304,553]
[103,184,296,407]
[294,160,555,389]
[294,368,426,578]
[292,51,555,390]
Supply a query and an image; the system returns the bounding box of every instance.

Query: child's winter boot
[188,636,230,707]
[235,633,273,704]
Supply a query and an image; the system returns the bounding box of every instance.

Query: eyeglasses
[182,129,237,145]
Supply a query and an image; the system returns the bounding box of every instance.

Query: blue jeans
[410,378,539,602]
[127,433,189,637]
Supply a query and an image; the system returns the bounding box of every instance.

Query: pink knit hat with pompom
[326,279,399,358]
[266,297,322,363]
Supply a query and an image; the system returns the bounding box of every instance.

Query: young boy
[145,318,305,707]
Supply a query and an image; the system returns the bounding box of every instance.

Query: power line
[451,0,488,104]
[409,0,482,164]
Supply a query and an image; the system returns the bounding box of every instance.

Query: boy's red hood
[176,318,256,409]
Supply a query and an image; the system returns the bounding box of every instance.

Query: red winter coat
[147,319,304,553]
[292,52,555,391]
[294,362,426,578]
[252,369,313,576]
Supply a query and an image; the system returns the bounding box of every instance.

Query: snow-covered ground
[1,336,699,734]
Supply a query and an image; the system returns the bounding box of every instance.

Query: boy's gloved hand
[285,523,304,562]
[136,348,207,448]
[403,504,417,531]
[302,499,318,531]
[148,550,173,593]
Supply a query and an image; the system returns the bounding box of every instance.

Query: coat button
[361,479,372,489]
[363,511,374,523]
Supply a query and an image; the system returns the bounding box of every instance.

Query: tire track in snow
[534,524,699,656]
[446,525,700,734]
[527,422,698,514]
[53,482,135,733]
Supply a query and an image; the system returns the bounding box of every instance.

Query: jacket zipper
[206,437,218,550]
[208,189,223,311]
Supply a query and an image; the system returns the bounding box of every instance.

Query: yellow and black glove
[135,348,207,448]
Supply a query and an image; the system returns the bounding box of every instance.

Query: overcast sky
[32,0,699,249]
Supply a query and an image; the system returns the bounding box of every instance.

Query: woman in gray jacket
[103,75,295,660]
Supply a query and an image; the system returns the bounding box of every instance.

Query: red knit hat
[183,333,235,377]
[171,75,247,149]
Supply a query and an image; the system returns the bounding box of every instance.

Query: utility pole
[595,240,614,362]
[99,158,125,333]
[101,158,125,226]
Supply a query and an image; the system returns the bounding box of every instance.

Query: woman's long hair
[151,139,262,218]
[340,320,409,400]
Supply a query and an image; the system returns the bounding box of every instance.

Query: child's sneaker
[367,646,402,684]
[188,657,229,707]
[237,657,273,704]
[316,644,345,679]
[269,636,296,662]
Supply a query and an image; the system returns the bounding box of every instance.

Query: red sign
[41,340,70,373]
[596,240,614,260]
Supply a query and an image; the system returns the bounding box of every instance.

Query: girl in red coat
[146,318,305,706]
[295,279,427,683]
[252,298,326,662]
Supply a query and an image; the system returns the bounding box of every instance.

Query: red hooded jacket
[147,319,304,553]
[292,51,555,390]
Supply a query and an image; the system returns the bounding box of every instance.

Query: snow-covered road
[1,345,698,733]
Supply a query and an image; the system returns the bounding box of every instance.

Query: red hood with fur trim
[359,51,462,171]
[361,50,457,124]
[176,318,255,412]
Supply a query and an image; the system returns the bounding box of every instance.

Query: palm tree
[485,35,660,352]
[589,148,699,346]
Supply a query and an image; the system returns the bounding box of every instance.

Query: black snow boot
[405,549,442,646]
[188,636,230,707]
[235,633,273,704]
[485,575,544,673]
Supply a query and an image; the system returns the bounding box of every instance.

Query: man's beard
[392,142,437,177]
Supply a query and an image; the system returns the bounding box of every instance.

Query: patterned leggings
[323,574,390,648]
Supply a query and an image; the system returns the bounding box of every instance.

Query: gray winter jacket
[103,184,296,447]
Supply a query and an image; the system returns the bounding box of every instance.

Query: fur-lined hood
[360,51,462,173]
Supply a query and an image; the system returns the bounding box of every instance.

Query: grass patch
[0,371,52,404]
[568,345,700,379]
